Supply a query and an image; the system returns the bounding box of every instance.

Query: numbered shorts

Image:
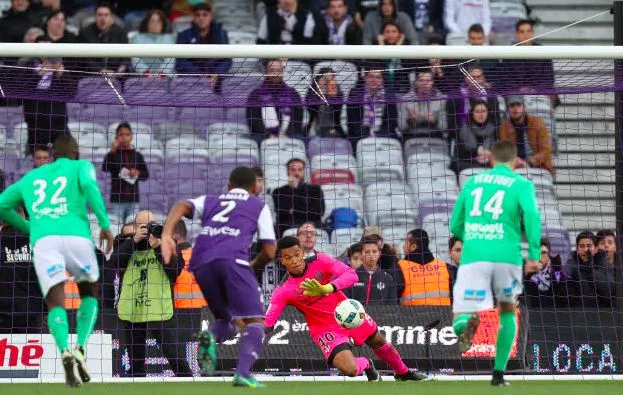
[33,235,99,297]
[452,261,523,313]
[311,314,378,365]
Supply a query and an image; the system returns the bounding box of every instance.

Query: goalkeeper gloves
[300,279,334,296]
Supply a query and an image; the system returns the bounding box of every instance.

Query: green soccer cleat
[233,374,266,388]
[196,331,218,374]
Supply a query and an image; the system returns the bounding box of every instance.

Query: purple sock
[236,323,264,378]
[209,320,237,343]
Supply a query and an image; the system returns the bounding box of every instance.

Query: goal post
[0,36,621,379]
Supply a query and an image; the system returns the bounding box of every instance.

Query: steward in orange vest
[398,229,452,306]
[173,242,207,308]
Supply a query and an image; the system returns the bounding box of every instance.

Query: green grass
[1,381,621,395]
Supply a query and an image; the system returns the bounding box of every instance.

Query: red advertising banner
[461,308,520,358]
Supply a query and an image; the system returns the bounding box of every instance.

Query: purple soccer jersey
[187,188,276,271]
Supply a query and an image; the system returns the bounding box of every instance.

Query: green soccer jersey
[0,158,110,245]
[450,165,541,265]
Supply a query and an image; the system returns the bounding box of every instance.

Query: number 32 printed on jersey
[31,176,69,219]
[469,188,505,220]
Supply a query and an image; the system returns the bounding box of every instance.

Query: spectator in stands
[362,0,419,45]
[130,9,176,76]
[23,26,44,43]
[566,231,615,308]
[375,21,412,93]
[360,227,400,278]
[499,95,554,174]
[398,70,446,139]
[169,0,210,21]
[0,0,42,43]
[346,65,399,151]
[21,35,73,156]
[444,0,491,37]
[447,236,461,289]
[305,67,345,138]
[175,3,232,81]
[37,0,63,23]
[596,230,617,266]
[246,59,304,143]
[446,65,500,150]
[398,0,445,41]
[345,236,399,305]
[43,10,77,43]
[32,145,50,168]
[453,100,497,173]
[398,229,452,306]
[345,242,364,269]
[523,237,571,308]
[111,210,190,377]
[101,122,149,222]
[324,0,362,45]
[466,24,499,76]
[78,3,128,74]
[0,206,44,333]
[272,159,325,236]
[297,221,318,257]
[251,166,265,196]
[257,0,328,45]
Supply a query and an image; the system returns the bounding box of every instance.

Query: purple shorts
[193,259,264,320]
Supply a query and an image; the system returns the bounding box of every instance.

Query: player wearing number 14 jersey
[0,136,114,388]
[449,141,541,386]
[265,236,427,382]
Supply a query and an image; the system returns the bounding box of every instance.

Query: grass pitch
[1,381,621,395]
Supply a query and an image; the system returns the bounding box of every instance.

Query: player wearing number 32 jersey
[449,141,541,387]
[0,136,113,388]
[265,236,427,382]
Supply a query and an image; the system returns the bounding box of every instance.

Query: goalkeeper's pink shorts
[310,314,378,361]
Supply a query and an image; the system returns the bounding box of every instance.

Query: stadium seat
[73,77,125,124]
[356,138,404,185]
[124,77,170,107]
[307,137,353,160]
[260,137,307,167]
[207,122,250,136]
[208,135,259,164]
[68,121,107,137]
[312,61,359,97]
[321,183,364,223]
[418,197,456,225]
[221,74,264,106]
[262,163,289,195]
[364,182,416,227]
[445,32,468,46]
[382,225,411,255]
[228,31,257,45]
[403,137,448,159]
[165,136,210,162]
[153,123,195,142]
[331,227,364,256]
[458,167,487,188]
[282,60,312,100]
[310,153,357,185]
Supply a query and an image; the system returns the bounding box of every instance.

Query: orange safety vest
[64,276,81,309]
[173,247,207,308]
[398,258,451,306]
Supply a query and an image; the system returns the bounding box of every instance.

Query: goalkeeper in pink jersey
[265,236,428,381]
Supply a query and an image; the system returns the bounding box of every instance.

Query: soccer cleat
[233,374,266,388]
[364,358,381,382]
[196,330,218,374]
[458,313,480,353]
[491,370,511,387]
[73,347,90,384]
[61,351,82,388]
[394,369,429,381]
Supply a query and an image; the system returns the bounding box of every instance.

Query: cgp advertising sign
[0,334,112,380]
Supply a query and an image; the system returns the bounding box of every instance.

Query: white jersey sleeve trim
[257,203,276,242]
[187,195,206,220]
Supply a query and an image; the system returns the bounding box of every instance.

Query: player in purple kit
[162,167,276,388]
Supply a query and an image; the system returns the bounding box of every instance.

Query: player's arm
[0,182,29,234]
[251,204,277,270]
[449,186,468,240]
[264,288,288,335]
[301,255,358,296]
[161,199,195,264]
[79,161,113,252]
[518,181,542,262]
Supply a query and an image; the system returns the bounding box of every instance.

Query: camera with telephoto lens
[146,221,163,238]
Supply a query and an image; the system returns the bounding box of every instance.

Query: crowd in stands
[0,0,616,317]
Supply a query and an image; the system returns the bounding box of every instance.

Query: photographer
[110,210,190,377]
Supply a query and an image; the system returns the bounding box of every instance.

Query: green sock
[493,311,517,372]
[452,314,472,336]
[76,296,99,348]
[48,306,69,352]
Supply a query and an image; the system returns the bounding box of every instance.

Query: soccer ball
[334,299,366,329]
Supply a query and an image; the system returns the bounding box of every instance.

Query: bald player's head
[134,210,157,226]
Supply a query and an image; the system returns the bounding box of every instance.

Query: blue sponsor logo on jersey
[503,279,519,296]
[47,264,64,277]
[464,289,486,301]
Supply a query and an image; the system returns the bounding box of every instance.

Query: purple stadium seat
[307,137,352,159]
[169,77,221,107]
[417,198,456,225]
[164,162,209,189]
[124,78,169,106]
[221,75,263,106]
[139,190,167,213]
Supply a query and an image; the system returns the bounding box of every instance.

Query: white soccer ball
[334,299,366,329]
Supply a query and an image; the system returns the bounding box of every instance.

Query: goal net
[0,45,620,380]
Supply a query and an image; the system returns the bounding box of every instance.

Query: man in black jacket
[345,236,398,305]
[0,0,42,43]
[102,122,149,222]
[272,158,325,237]
[256,0,328,45]
[78,3,128,73]
[109,210,190,377]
